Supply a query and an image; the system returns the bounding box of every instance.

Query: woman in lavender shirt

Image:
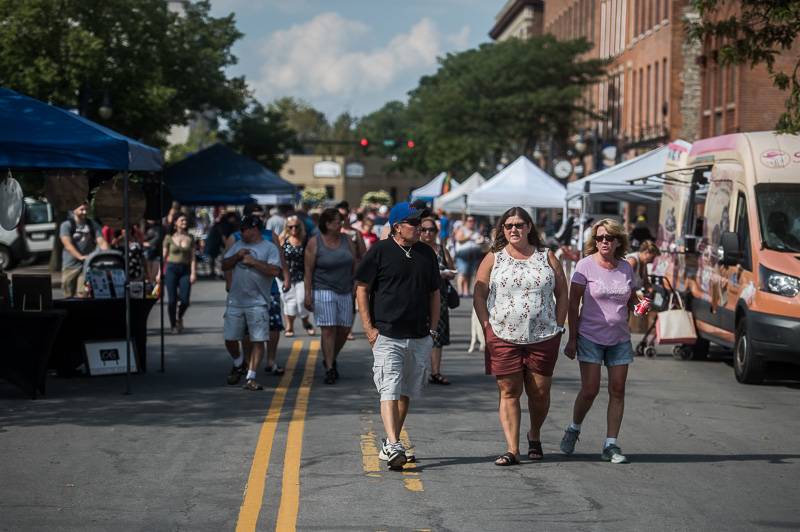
[560,219,643,464]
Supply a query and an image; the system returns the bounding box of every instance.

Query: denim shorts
[224,305,269,342]
[576,335,634,367]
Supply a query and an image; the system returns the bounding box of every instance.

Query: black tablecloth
[0,310,66,398]
[52,298,157,374]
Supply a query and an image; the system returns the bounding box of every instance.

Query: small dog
[468,308,485,353]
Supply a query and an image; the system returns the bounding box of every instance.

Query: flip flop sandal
[242,380,263,391]
[265,364,285,376]
[428,373,451,385]
[284,331,295,337]
[494,452,519,466]
[305,328,316,336]
[528,440,544,461]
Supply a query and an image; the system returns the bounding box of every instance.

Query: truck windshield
[756,184,800,252]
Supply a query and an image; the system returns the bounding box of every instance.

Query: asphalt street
[2,279,800,532]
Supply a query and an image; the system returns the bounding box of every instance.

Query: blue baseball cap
[388,202,421,227]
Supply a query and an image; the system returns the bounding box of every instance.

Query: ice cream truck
[653,132,800,383]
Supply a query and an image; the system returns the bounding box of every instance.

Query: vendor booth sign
[84,340,138,375]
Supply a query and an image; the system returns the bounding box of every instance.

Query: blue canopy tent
[0,88,162,171]
[165,143,296,205]
[0,87,164,393]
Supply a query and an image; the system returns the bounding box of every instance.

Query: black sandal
[324,368,336,384]
[494,452,519,466]
[527,439,544,461]
[428,373,451,385]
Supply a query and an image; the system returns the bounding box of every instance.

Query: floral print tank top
[487,248,558,344]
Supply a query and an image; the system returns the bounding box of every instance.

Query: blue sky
[209,0,502,120]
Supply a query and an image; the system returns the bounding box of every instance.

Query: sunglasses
[420,226,437,233]
[503,222,527,230]
[596,234,617,242]
[287,225,300,229]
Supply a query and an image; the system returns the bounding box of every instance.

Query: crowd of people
[58,195,657,469]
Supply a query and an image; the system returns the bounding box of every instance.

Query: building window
[726,108,736,133]
[664,0,670,21]
[662,58,668,123]
[714,112,723,136]
[638,67,644,135]
[727,65,736,103]
[654,64,660,128]
[325,185,335,199]
[655,0,660,24]
[715,64,723,109]
[646,64,652,130]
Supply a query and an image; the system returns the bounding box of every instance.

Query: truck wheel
[0,245,12,270]
[691,338,710,360]
[734,319,765,384]
[672,345,692,360]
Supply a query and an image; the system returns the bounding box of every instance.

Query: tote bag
[656,291,697,345]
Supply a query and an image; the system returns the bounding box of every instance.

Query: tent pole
[124,171,132,395]
[159,172,165,373]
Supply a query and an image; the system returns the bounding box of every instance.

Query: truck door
[720,192,753,332]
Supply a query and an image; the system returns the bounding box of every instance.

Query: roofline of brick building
[489,0,544,40]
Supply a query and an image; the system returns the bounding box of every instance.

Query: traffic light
[360,137,369,154]
[406,139,415,149]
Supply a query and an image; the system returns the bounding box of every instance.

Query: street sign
[313,161,341,178]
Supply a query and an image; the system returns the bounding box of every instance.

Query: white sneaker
[379,438,415,462]
[380,438,407,469]
[601,444,628,464]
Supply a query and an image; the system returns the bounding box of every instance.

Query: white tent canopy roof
[410,171,459,201]
[433,172,486,212]
[566,140,692,203]
[467,156,565,215]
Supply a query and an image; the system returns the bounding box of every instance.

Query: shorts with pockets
[224,305,269,342]
[372,334,432,401]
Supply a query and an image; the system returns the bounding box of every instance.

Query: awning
[467,156,565,215]
[165,144,296,205]
[566,140,692,203]
[433,172,486,212]
[0,87,162,171]
[410,172,459,202]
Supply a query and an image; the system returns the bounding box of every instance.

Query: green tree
[222,100,300,172]
[0,0,247,145]
[356,101,413,159]
[688,0,800,133]
[404,35,608,175]
[269,97,330,148]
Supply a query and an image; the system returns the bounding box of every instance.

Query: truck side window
[735,193,752,271]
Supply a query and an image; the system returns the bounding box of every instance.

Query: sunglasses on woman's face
[420,226,437,233]
[287,225,300,229]
[503,222,527,230]
[596,234,617,242]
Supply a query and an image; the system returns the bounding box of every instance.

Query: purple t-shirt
[571,255,634,346]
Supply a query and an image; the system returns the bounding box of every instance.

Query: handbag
[446,281,460,309]
[655,291,697,345]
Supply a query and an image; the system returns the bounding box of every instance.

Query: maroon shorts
[484,327,561,377]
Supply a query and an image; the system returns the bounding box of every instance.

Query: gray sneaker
[601,444,628,464]
[379,438,415,462]
[560,427,580,455]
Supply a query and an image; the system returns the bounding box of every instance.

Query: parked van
[0,198,56,270]
[654,132,800,383]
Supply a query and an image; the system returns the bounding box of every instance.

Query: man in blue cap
[355,202,441,469]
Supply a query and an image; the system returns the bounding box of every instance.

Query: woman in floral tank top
[474,207,568,466]
[278,215,315,337]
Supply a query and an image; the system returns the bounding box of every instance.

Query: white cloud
[250,12,470,116]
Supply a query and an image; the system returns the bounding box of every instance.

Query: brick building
[490,0,545,41]
[537,0,798,161]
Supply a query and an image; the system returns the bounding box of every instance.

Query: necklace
[393,236,412,258]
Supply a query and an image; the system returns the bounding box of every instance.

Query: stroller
[83,249,126,299]
[634,274,673,358]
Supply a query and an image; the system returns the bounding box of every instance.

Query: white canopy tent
[433,172,485,213]
[565,140,692,204]
[410,171,460,202]
[467,156,565,215]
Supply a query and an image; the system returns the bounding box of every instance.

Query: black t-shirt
[355,238,440,339]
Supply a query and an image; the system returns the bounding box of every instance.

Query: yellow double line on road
[236,339,320,532]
